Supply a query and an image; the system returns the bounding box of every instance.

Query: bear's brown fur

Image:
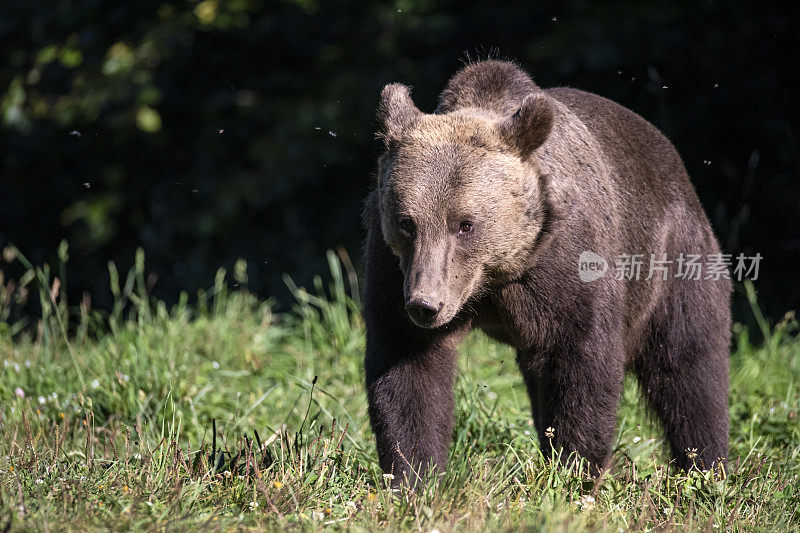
[363,60,731,485]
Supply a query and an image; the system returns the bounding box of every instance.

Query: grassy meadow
[0,245,798,531]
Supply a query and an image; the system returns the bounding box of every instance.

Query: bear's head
[375,83,556,328]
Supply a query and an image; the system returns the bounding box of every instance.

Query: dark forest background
[1,1,798,325]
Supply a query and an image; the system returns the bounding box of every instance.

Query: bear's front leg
[518,337,626,474]
[365,329,465,486]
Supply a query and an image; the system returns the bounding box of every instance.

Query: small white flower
[248,501,259,510]
[633,436,641,443]
[524,430,531,436]
[38,396,46,405]
[35,479,44,484]
[545,426,555,439]
[211,361,220,369]
[91,379,100,389]
[382,473,394,481]
[577,495,595,510]
[14,388,25,398]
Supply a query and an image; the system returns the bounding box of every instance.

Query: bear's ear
[377,83,421,148]
[499,93,554,160]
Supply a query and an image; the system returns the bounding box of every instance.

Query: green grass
[0,244,798,531]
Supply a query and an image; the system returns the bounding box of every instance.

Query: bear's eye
[398,218,416,236]
[459,221,474,234]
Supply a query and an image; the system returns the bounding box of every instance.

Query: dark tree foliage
[1,0,798,322]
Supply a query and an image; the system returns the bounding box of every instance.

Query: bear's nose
[405,297,443,325]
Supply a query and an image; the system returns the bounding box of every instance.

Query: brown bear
[362,60,731,485]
